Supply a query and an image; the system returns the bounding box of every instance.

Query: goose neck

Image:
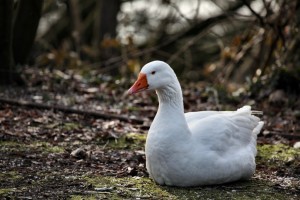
[156,84,184,112]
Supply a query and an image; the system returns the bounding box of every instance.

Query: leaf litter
[0,67,299,199]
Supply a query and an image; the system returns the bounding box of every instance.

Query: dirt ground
[0,68,299,199]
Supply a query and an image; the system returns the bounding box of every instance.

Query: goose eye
[151,71,156,75]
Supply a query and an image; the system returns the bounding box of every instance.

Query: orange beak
[128,73,149,94]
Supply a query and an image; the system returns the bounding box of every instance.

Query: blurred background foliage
[0,0,299,98]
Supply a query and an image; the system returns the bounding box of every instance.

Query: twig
[168,29,208,64]
[0,97,145,124]
[169,2,192,24]
[241,0,265,26]
[193,0,201,20]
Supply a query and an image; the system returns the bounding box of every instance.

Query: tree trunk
[68,0,82,54]
[98,0,121,42]
[13,0,44,64]
[0,0,15,85]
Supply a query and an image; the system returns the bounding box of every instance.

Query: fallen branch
[0,97,145,124]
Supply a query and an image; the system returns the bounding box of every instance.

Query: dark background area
[0,0,299,95]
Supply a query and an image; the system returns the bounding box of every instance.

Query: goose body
[128,61,264,186]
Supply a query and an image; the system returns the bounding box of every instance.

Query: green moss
[30,141,65,153]
[126,106,141,111]
[48,145,65,153]
[62,122,80,131]
[80,175,296,200]
[0,141,64,154]
[70,195,97,200]
[0,141,26,151]
[78,143,299,199]
[104,133,146,150]
[0,141,18,146]
[81,143,300,199]
[82,176,173,199]
[0,171,22,182]
[257,144,300,163]
[163,180,292,200]
[0,188,14,195]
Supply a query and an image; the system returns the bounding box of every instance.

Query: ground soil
[0,68,299,199]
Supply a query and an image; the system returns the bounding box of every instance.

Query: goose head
[128,60,178,94]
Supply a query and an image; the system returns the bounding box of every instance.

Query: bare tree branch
[241,0,265,26]
[0,97,145,124]
[169,1,192,24]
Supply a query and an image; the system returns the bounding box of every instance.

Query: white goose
[128,61,264,187]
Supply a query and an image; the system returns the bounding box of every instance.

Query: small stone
[262,130,270,136]
[70,147,87,159]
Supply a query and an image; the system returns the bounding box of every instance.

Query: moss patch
[103,133,146,150]
[0,171,22,184]
[62,122,80,131]
[82,176,174,199]
[257,144,300,170]
[0,141,27,151]
[257,144,300,162]
[70,195,97,200]
[0,140,64,154]
[75,143,300,199]
[30,141,65,153]
[80,175,298,200]
[0,188,15,195]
